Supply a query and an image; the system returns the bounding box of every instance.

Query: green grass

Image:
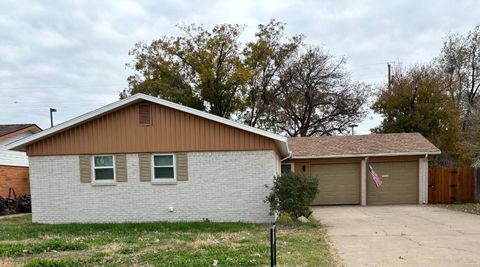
[0,214,337,266]
[437,203,480,215]
[0,240,87,257]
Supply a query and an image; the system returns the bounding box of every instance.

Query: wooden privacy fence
[428,166,476,204]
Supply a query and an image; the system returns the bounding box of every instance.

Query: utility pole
[387,63,392,87]
[49,108,57,127]
[349,124,358,135]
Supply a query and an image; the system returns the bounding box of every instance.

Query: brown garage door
[311,163,360,205]
[367,161,418,205]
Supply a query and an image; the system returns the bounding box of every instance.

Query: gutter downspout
[280,153,292,162]
[425,154,429,204]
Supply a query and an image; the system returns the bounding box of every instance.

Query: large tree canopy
[275,47,368,136]
[438,25,480,162]
[372,24,480,165]
[438,25,480,130]
[372,65,467,164]
[122,23,249,118]
[121,21,369,136]
[242,20,302,130]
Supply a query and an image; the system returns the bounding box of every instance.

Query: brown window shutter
[139,103,152,126]
[79,155,92,183]
[139,153,152,182]
[176,153,188,181]
[115,154,128,182]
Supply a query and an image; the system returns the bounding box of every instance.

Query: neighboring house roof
[7,94,289,156]
[0,124,41,140]
[288,133,441,159]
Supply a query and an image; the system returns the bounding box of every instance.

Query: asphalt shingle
[288,133,440,158]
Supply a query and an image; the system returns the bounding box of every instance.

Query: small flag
[366,158,382,188]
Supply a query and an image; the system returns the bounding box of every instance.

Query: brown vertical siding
[26,101,277,156]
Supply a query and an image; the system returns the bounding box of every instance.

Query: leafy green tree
[122,24,250,118]
[372,65,467,164]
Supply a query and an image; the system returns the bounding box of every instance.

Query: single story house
[0,124,41,197]
[8,94,288,223]
[7,93,440,223]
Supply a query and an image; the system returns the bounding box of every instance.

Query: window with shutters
[151,154,176,181]
[139,103,152,126]
[92,155,116,182]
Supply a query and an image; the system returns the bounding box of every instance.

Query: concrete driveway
[313,205,480,266]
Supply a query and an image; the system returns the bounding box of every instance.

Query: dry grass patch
[0,258,15,267]
[0,215,336,266]
[188,235,219,250]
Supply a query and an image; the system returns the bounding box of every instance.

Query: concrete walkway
[313,205,480,267]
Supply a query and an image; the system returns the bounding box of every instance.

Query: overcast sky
[1,0,479,134]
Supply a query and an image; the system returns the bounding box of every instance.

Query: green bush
[265,172,319,219]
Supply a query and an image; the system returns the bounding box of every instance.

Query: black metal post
[50,108,57,127]
[270,222,276,267]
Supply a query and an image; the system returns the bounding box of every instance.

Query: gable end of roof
[6,94,289,156]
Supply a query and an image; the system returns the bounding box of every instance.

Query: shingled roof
[0,124,39,137]
[288,132,441,158]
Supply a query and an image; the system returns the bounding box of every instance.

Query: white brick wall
[29,150,277,223]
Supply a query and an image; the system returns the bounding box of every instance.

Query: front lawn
[0,215,336,266]
[437,203,480,215]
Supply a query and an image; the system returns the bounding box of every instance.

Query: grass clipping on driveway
[438,203,480,215]
[0,215,335,266]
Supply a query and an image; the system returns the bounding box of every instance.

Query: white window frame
[151,153,176,184]
[91,155,116,184]
[281,163,294,173]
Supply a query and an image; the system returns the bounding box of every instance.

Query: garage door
[311,163,360,205]
[367,161,418,205]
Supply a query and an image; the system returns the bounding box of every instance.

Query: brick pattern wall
[29,150,276,223]
[0,165,30,197]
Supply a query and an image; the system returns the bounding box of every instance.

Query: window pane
[95,168,114,180]
[154,167,174,179]
[281,164,292,173]
[154,155,173,166]
[94,156,113,167]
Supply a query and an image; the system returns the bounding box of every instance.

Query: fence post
[474,167,480,202]
[270,222,276,267]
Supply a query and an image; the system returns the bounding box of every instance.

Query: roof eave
[0,124,42,141]
[291,151,442,159]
